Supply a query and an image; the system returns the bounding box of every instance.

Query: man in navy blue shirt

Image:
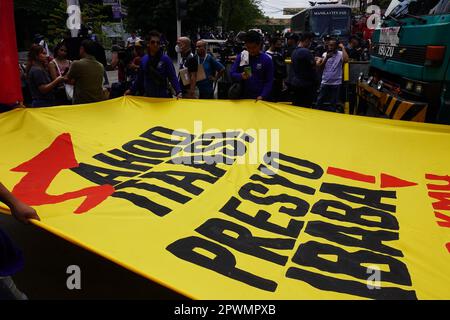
[0,182,40,300]
[290,32,318,108]
[127,31,182,98]
[230,31,274,101]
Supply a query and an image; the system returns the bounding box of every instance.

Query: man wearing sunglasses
[126,31,182,99]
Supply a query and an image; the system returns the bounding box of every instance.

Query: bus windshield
[309,9,351,38]
[385,0,449,19]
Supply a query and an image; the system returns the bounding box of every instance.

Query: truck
[291,2,353,41]
[357,0,450,124]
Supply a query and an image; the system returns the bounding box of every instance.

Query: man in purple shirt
[230,31,274,101]
[316,39,349,112]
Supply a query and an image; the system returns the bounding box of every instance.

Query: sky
[259,0,312,18]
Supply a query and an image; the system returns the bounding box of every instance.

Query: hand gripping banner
[0,97,449,299]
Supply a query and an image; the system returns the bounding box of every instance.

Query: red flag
[0,0,23,105]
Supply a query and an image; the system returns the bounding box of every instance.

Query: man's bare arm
[0,183,40,224]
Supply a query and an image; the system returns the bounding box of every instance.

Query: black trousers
[270,79,283,102]
[292,85,316,108]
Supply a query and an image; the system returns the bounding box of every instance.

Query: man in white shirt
[127,32,141,48]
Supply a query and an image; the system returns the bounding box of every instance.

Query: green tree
[80,2,109,39]
[126,0,220,36]
[222,0,264,31]
[43,1,109,47]
[14,0,61,49]
[126,0,264,37]
[42,1,70,47]
[14,0,110,50]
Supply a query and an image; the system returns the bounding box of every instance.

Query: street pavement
[0,214,185,299]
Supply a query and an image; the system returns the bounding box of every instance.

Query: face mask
[175,45,181,53]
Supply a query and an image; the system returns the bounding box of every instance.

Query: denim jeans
[316,84,341,112]
[292,85,316,108]
[0,277,28,300]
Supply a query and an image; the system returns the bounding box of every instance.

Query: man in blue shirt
[195,40,225,99]
[230,31,274,101]
[127,31,182,98]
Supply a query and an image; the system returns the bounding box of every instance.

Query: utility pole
[219,0,223,34]
[118,0,125,44]
[176,0,182,63]
[66,0,81,38]
[176,0,188,63]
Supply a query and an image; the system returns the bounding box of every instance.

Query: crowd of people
[13,28,371,113]
[1,26,371,299]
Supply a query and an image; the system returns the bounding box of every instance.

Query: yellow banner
[1,97,450,300]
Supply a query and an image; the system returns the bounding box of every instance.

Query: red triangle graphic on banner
[381,174,418,189]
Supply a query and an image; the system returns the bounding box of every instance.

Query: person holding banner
[0,182,40,300]
[230,30,274,101]
[26,45,65,107]
[126,31,181,99]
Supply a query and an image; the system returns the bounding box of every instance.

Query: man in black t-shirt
[285,33,299,59]
[346,36,362,62]
[291,32,318,108]
[266,35,287,102]
[176,37,198,98]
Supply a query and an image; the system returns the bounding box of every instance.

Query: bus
[291,3,352,40]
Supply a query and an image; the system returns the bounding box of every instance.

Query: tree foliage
[126,0,221,36]
[125,0,264,36]
[14,0,109,49]
[222,0,264,31]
